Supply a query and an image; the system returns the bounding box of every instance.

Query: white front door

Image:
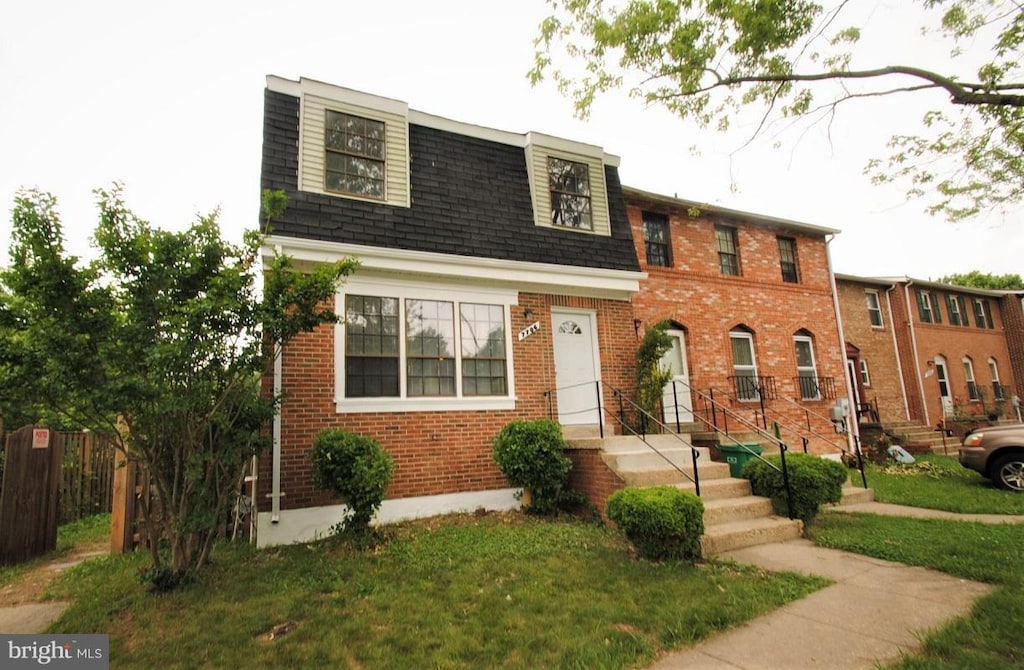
[551,310,601,425]
[934,355,954,417]
[661,329,694,425]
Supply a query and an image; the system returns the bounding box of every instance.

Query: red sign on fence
[32,428,50,449]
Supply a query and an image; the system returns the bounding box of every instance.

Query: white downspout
[825,236,858,453]
[271,243,284,524]
[271,341,283,523]
[884,284,912,422]
[903,280,931,427]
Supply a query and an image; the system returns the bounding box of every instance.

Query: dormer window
[548,157,592,229]
[325,110,386,199]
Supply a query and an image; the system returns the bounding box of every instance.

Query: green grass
[813,512,1024,669]
[865,454,1024,514]
[0,513,111,588]
[44,513,827,669]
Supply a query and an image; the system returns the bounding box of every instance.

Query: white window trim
[963,357,979,401]
[865,290,883,328]
[859,360,871,387]
[730,331,759,401]
[335,277,517,413]
[794,335,820,400]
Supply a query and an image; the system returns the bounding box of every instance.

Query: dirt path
[0,539,108,607]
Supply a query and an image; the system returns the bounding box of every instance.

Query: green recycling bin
[719,443,763,477]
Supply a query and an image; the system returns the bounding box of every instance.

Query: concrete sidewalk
[647,503,1015,669]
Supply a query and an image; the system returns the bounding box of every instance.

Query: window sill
[335,396,517,414]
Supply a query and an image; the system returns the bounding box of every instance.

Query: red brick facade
[623,189,847,454]
[834,277,907,423]
[257,291,638,513]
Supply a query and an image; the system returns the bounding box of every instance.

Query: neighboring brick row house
[623,187,847,453]
[836,275,1022,431]
[255,75,1022,546]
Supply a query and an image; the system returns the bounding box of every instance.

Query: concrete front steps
[571,433,805,555]
[882,420,961,454]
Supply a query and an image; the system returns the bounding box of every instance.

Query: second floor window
[716,225,741,276]
[947,294,970,326]
[548,157,592,229]
[865,291,883,327]
[643,212,671,267]
[777,237,799,283]
[916,289,941,323]
[973,298,994,329]
[324,110,386,199]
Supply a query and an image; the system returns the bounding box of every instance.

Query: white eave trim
[262,235,644,300]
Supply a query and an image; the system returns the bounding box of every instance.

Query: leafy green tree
[939,270,1024,289]
[531,0,1023,221]
[0,186,357,586]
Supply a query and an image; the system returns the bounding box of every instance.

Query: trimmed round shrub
[606,486,704,561]
[742,452,848,525]
[310,428,395,534]
[492,418,572,515]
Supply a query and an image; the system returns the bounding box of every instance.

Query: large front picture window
[344,293,509,402]
[548,157,592,229]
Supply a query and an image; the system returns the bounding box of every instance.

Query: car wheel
[992,454,1024,492]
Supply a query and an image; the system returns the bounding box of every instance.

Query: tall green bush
[492,418,572,515]
[743,453,848,525]
[634,320,673,432]
[606,486,704,561]
[310,428,395,534]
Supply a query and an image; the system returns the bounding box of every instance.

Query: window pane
[795,339,814,368]
[460,303,508,396]
[731,335,753,366]
[548,157,593,230]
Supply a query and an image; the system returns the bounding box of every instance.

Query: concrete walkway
[648,503,1014,669]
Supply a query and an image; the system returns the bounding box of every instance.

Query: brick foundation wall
[566,446,625,521]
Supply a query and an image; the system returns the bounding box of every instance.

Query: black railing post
[801,436,809,454]
[595,381,604,438]
[758,382,768,429]
[690,447,701,497]
[773,422,796,521]
[672,381,681,432]
[616,391,625,431]
[853,430,868,489]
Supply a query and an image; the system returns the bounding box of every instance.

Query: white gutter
[825,235,858,451]
[903,280,931,426]
[884,284,913,422]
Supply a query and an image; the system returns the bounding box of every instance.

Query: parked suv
[959,424,1024,491]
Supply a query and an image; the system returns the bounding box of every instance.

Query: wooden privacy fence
[0,426,63,565]
[56,431,116,524]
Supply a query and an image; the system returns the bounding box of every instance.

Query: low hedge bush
[492,418,572,515]
[606,486,704,561]
[310,428,395,534]
[742,453,848,525]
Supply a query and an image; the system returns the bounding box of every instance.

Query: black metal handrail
[668,379,796,519]
[605,385,703,496]
[764,395,868,490]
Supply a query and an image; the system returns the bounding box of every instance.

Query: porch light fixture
[633,318,643,339]
[523,308,534,320]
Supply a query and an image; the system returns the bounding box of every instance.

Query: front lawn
[45,513,826,669]
[864,454,1024,514]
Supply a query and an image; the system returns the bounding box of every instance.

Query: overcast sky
[2,0,1020,280]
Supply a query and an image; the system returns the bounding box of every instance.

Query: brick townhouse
[256,76,644,545]
[624,187,850,455]
[836,275,1021,435]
